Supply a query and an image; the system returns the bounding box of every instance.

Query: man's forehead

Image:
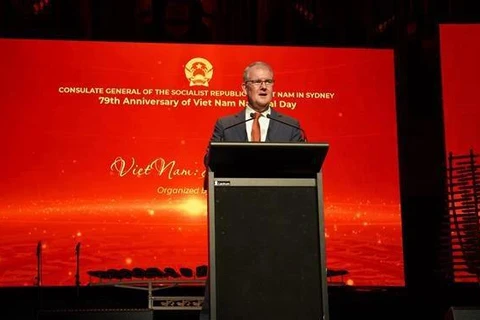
[249,66,273,76]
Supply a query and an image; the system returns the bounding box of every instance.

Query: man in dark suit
[208,61,305,143]
[200,61,305,320]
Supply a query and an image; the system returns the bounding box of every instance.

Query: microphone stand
[220,113,256,141]
[266,114,308,142]
[36,241,42,287]
[75,242,81,296]
[36,241,43,312]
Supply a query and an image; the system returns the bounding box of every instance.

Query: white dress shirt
[245,105,271,142]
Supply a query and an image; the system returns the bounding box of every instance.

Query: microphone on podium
[266,114,308,142]
[221,113,256,140]
[204,113,256,171]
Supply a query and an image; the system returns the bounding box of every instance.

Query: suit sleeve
[204,119,224,166]
[203,119,225,190]
[210,119,225,142]
[290,119,305,142]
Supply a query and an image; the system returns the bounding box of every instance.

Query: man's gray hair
[242,61,274,82]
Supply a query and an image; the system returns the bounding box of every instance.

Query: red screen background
[0,39,403,286]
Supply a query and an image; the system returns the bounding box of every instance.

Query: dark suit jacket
[210,109,304,142]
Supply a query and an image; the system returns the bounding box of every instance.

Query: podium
[206,142,330,320]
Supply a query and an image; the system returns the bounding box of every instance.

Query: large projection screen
[440,24,480,283]
[0,39,403,286]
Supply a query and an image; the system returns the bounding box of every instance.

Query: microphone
[220,112,256,141]
[266,114,308,142]
[205,112,256,169]
[223,112,256,132]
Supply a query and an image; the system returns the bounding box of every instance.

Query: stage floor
[0,285,478,320]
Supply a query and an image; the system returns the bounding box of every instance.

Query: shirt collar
[245,104,271,118]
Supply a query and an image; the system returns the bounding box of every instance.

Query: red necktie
[251,112,261,142]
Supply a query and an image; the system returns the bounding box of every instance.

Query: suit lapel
[266,109,281,142]
[232,110,248,141]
